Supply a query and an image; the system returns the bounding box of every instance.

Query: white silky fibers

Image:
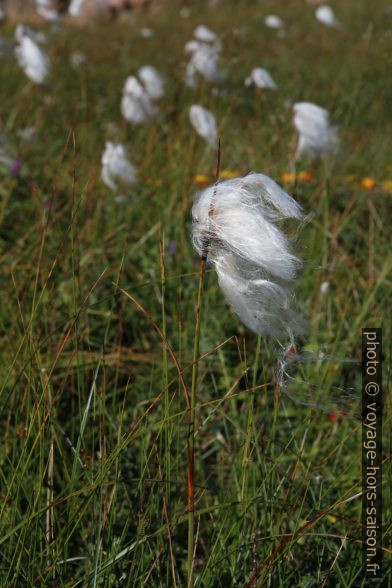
[101,142,137,191]
[189,105,217,147]
[245,68,278,90]
[315,5,342,28]
[121,76,156,124]
[68,0,85,17]
[121,66,164,124]
[192,173,305,338]
[15,26,50,84]
[138,65,165,100]
[293,102,339,160]
[264,15,284,29]
[184,25,223,87]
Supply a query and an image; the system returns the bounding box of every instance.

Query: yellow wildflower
[298,170,314,183]
[280,171,295,184]
[220,169,240,179]
[194,174,211,186]
[381,180,392,194]
[361,177,376,190]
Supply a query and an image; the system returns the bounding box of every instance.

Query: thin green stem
[241,335,261,502]
[160,237,170,499]
[188,138,220,586]
[187,256,207,587]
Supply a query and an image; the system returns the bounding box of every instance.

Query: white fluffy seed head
[184,27,223,87]
[189,105,217,147]
[68,0,85,17]
[245,68,278,90]
[193,25,219,45]
[192,173,305,338]
[315,5,342,28]
[36,0,59,22]
[264,14,284,29]
[101,142,137,191]
[14,28,50,84]
[121,76,156,123]
[185,43,223,86]
[293,102,339,160]
[138,65,165,100]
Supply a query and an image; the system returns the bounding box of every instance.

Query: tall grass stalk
[187,141,220,587]
[187,253,206,587]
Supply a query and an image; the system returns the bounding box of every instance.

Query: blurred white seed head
[35,1,59,21]
[35,0,59,21]
[121,66,164,124]
[320,281,330,295]
[121,76,156,124]
[68,0,85,17]
[193,25,221,47]
[101,142,137,191]
[264,15,284,29]
[293,102,339,160]
[189,105,217,147]
[315,5,342,28]
[138,65,165,99]
[184,26,224,87]
[15,24,47,45]
[140,28,154,39]
[14,26,50,84]
[245,68,278,90]
[192,173,305,338]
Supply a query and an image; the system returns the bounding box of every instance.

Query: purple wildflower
[10,158,22,177]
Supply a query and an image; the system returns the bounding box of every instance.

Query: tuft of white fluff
[189,105,217,147]
[121,76,156,124]
[192,173,305,338]
[15,24,47,45]
[14,26,50,84]
[293,102,339,160]
[140,28,154,38]
[138,65,165,100]
[101,142,137,191]
[68,0,85,17]
[193,25,221,47]
[315,5,342,28]
[245,68,278,90]
[320,281,330,296]
[121,66,164,123]
[264,15,284,29]
[185,42,223,87]
[35,0,59,21]
[184,26,223,87]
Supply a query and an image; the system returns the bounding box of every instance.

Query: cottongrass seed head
[14,25,50,84]
[293,101,339,160]
[315,5,342,28]
[184,25,224,87]
[101,141,137,191]
[245,68,278,90]
[137,65,165,100]
[189,105,217,147]
[192,173,306,339]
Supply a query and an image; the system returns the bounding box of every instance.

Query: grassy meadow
[0,0,391,585]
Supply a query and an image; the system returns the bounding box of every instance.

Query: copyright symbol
[365,382,379,396]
